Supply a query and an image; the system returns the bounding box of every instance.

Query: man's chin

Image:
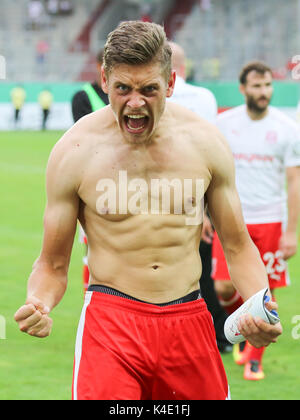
[249,103,269,114]
[122,129,150,145]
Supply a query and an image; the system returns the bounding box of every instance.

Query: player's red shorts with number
[72,291,229,400]
[211,222,289,290]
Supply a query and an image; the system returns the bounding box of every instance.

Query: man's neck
[246,107,269,121]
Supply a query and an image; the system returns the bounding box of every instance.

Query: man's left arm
[280,166,300,259]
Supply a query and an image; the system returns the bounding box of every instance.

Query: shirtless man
[14,21,282,400]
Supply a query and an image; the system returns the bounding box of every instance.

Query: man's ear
[101,66,109,94]
[239,83,246,96]
[166,70,176,98]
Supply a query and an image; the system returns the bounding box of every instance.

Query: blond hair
[103,21,172,80]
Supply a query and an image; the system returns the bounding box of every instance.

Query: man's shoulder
[167,100,195,118]
[167,101,215,131]
[173,79,217,104]
[167,102,226,152]
[217,105,246,123]
[188,83,216,100]
[268,106,299,131]
[52,107,112,156]
[189,85,217,113]
[74,105,112,129]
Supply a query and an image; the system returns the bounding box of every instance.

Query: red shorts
[212,222,289,290]
[72,291,229,400]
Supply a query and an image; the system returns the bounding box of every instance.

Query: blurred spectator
[36,40,49,64]
[36,40,50,78]
[27,0,45,29]
[168,42,217,124]
[200,0,211,11]
[46,0,73,16]
[46,0,59,15]
[140,4,152,23]
[10,85,26,128]
[72,50,109,123]
[38,88,53,130]
[185,58,195,82]
[59,0,73,15]
[202,58,221,80]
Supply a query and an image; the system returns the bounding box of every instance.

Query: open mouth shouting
[124,114,150,134]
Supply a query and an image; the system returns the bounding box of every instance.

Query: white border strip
[72,291,93,400]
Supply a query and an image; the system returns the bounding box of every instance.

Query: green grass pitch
[0,130,299,400]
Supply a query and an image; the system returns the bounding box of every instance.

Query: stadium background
[0,0,300,400]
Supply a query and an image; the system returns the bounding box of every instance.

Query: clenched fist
[14,296,53,338]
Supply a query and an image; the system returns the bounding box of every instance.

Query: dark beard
[247,95,271,114]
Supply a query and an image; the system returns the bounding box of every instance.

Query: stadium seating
[1,0,299,82]
[174,0,300,81]
[0,0,175,82]
[0,0,101,81]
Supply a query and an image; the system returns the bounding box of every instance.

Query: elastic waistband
[85,286,205,317]
[88,284,201,306]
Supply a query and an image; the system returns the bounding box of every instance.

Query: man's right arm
[14,134,80,337]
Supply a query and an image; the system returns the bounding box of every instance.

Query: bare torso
[72,103,213,302]
[16,27,281,350]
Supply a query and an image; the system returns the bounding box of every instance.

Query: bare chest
[78,142,211,225]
